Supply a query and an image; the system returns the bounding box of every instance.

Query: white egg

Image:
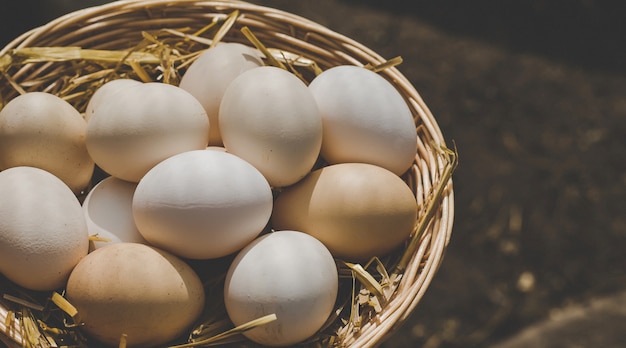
[179,42,264,145]
[224,230,338,347]
[86,82,209,182]
[132,149,273,259]
[82,176,147,249]
[308,65,418,175]
[0,166,89,291]
[219,66,323,187]
[84,79,141,122]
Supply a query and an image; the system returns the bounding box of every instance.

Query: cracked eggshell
[0,166,89,291]
[86,82,209,182]
[179,42,264,146]
[308,65,418,176]
[0,92,94,194]
[132,149,273,259]
[224,230,338,347]
[219,66,323,188]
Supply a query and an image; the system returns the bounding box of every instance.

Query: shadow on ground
[342,0,626,74]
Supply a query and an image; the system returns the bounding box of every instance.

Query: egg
[219,66,323,187]
[271,163,418,261]
[82,176,147,249]
[132,149,273,259]
[308,65,418,175]
[86,82,209,182]
[0,92,95,194]
[179,42,264,145]
[224,230,338,346]
[65,243,205,347]
[0,166,89,291]
[84,78,141,122]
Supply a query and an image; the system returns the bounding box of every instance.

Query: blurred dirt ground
[2,1,626,347]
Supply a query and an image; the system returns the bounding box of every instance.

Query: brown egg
[65,243,205,347]
[271,163,417,262]
[0,92,94,194]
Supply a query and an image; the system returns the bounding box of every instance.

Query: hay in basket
[0,1,456,347]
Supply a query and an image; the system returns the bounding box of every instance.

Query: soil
[2,1,625,347]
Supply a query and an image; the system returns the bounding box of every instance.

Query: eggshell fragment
[0,92,94,194]
[65,243,205,347]
[82,176,147,249]
[308,65,418,175]
[179,42,264,145]
[219,66,323,187]
[132,149,273,259]
[0,166,89,291]
[271,162,418,261]
[86,82,209,182]
[224,230,338,346]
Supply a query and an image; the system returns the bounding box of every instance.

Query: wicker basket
[0,1,455,347]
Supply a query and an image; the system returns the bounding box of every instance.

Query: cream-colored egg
[271,162,418,261]
[308,65,418,175]
[82,176,147,249]
[179,42,264,145]
[224,230,338,347]
[0,166,89,291]
[219,66,323,187]
[84,78,141,122]
[132,149,273,259]
[65,243,205,347]
[0,92,95,194]
[86,82,209,182]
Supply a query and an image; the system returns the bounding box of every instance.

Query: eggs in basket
[0,4,455,347]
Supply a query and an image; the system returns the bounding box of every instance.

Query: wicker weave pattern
[0,1,454,347]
